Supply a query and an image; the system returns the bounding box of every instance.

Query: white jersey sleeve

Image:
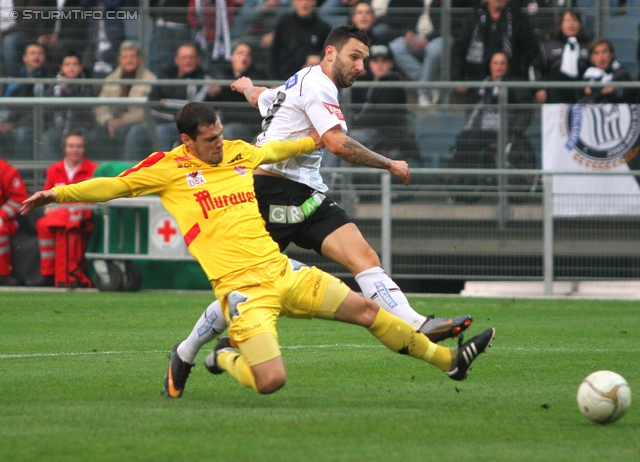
[254,66,348,192]
[301,75,348,138]
[257,87,281,118]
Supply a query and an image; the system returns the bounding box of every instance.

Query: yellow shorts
[212,254,351,360]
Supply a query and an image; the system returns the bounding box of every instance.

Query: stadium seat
[608,35,639,78]
[414,112,468,167]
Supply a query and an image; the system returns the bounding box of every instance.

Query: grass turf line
[0,292,638,462]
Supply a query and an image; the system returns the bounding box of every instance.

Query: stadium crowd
[0,1,638,162]
[1,0,640,286]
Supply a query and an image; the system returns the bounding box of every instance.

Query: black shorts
[254,175,352,254]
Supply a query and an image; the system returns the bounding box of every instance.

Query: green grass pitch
[1,291,638,461]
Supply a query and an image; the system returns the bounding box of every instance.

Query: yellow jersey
[52,138,316,280]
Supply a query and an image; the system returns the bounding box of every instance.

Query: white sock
[177,299,228,363]
[355,267,427,329]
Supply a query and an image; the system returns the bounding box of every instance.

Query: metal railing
[4,81,640,291]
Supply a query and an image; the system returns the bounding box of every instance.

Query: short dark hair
[554,9,588,43]
[321,25,370,59]
[588,38,615,58]
[61,50,81,65]
[176,42,201,57]
[23,42,44,55]
[62,129,85,150]
[176,102,219,140]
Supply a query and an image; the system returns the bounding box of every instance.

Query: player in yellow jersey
[22,102,495,396]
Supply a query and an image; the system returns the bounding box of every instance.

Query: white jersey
[256,65,348,192]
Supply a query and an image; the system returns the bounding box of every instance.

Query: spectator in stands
[28,130,97,287]
[447,51,535,170]
[127,42,216,155]
[451,0,539,104]
[348,1,396,49]
[208,42,266,141]
[229,0,285,72]
[2,0,59,79]
[379,0,444,106]
[580,39,634,104]
[350,44,420,163]
[36,0,90,76]
[535,9,590,104]
[318,0,357,28]
[269,0,331,80]
[42,51,95,160]
[0,158,28,286]
[148,0,194,75]
[84,0,127,76]
[92,41,157,160]
[0,43,48,160]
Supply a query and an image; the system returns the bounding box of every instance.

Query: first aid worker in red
[28,130,97,287]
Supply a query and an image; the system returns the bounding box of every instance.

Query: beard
[332,57,359,89]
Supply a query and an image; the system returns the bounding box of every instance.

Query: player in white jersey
[165,26,474,397]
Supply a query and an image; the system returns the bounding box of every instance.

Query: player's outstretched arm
[21,190,56,215]
[22,178,132,215]
[322,126,410,186]
[259,132,322,165]
[230,77,267,108]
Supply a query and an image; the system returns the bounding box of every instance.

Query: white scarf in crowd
[583,66,614,83]
[212,0,231,60]
[0,0,16,32]
[560,36,580,78]
[194,0,231,61]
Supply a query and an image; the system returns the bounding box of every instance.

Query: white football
[577,370,632,424]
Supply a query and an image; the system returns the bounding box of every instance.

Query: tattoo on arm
[337,137,392,169]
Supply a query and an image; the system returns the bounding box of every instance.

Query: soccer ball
[577,371,632,424]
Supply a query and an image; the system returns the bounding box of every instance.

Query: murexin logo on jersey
[564,104,640,168]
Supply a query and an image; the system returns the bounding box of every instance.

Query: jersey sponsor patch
[285,74,298,89]
[186,170,206,188]
[322,102,344,121]
[234,165,247,176]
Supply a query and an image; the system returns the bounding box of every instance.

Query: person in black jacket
[34,0,90,76]
[451,0,539,104]
[448,51,535,171]
[148,0,194,75]
[0,43,48,160]
[123,43,218,159]
[41,51,95,160]
[350,44,420,164]
[209,43,266,141]
[268,0,331,80]
[535,9,591,104]
[151,43,218,150]
[580,39,634,104]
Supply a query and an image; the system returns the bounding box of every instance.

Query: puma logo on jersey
[225,153,243,164]
[322,102,344,120]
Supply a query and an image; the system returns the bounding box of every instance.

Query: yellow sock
[367,308,454,372]
[218,351,258,391]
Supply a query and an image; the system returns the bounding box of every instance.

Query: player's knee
[360,297,380,325]
[255,372,286,394]
[361,245,381,267]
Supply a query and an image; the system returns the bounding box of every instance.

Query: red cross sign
[157,219,177,243]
